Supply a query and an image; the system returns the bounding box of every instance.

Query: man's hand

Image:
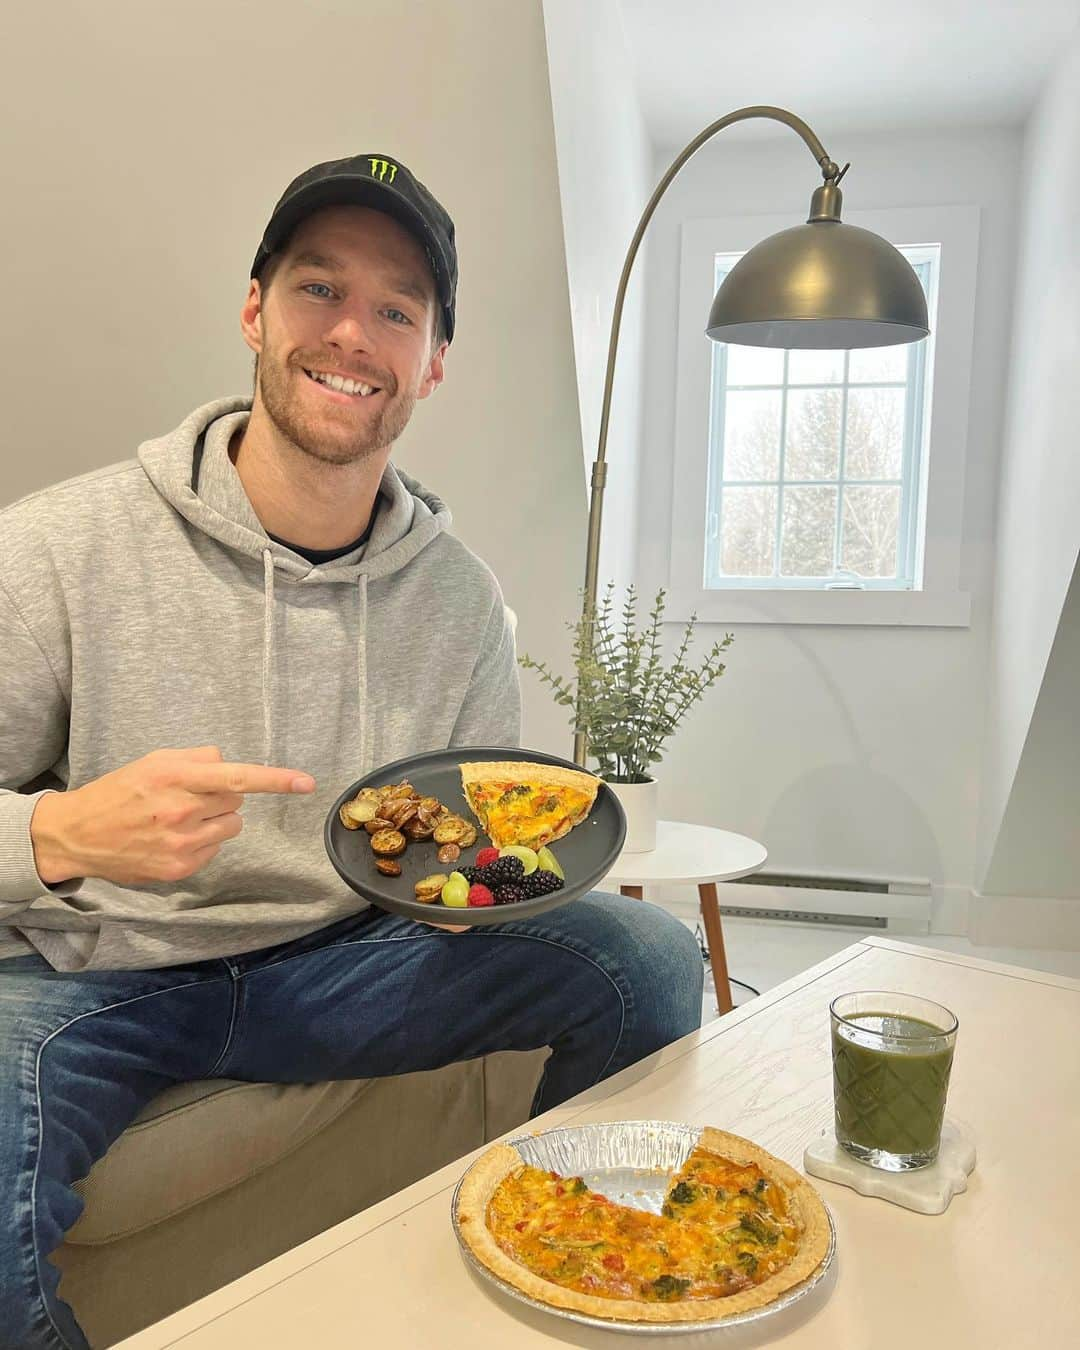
[30,746,316,887]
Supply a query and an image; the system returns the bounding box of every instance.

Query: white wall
[982,560,1080,899]
[0,0,585,759]
[633,127,1022,913]
[541,0,652,601]
[977,28,1080,898]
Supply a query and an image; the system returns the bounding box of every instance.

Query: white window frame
[668,205,980,626]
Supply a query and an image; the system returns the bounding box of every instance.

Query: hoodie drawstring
[356,574,369,774]
[261,548,275,768]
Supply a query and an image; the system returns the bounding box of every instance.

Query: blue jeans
[0,893,702,1349]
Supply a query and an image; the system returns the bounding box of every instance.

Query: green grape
[441,872,470,907]
[536,846,564,880]
[499,845,538,875]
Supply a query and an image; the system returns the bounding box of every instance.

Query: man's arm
[0,576,77,916]
[448,596,522,749]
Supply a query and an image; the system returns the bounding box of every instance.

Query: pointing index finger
[183,763,317,796]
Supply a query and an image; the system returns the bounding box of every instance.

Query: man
[0,153,703,1349]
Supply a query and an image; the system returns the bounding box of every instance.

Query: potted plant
[519,584,733,851]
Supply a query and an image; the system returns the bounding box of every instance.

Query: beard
[256,345,419,467]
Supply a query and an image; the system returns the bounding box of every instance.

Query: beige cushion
[69,1077,376,1244]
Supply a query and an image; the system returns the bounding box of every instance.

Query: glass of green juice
[830,992,958,1172]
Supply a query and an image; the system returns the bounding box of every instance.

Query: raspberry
[494,884,526,905]
[475,847,500,868]
[516,869,565,900]
[467,884,495,907]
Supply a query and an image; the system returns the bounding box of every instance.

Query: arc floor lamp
[573,105,930,767]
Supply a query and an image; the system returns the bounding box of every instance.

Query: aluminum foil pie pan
[451,1119,837,1336]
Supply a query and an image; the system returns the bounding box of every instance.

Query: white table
[117,939,1080,1349]
[604,820,768,1012]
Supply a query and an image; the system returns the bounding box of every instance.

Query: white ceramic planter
[607,777,658,853]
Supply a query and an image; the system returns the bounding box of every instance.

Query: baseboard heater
[713,870,932,933]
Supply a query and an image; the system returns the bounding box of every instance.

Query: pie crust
[454,1127,832,1324]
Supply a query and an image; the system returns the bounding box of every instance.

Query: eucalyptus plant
[518,583,734,783]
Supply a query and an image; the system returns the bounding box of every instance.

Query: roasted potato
[375,858,402,877]
[432,815,469,845]
[414,873,448,902]
[437,842,461,865]
[338,803,362,830]
[364,818,394,835]
[381,797,419,829]
[403,818,436,841]
[370,829,407,858]
[341,796,380,826]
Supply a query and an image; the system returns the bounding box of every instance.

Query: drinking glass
[830,991,958,1171]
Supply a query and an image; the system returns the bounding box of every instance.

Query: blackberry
[458,864,479,884]
[517,869,565,900]
[494,884,527,905]
[473,855,524,889]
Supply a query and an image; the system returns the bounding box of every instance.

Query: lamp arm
[573,106,838,766]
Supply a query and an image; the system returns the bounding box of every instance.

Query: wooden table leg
[619,885,644,900]
[698,882,733,1014]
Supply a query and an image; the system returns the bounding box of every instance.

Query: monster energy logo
[369,158,398,184]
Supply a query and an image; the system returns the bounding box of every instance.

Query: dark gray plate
[324,746,626,926]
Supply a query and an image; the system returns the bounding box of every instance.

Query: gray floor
[690,915,1080,1022]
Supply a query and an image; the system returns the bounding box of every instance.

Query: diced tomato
[514,1221,527,1232]
[555,1185,565,1197]
[602,1253,625,1272]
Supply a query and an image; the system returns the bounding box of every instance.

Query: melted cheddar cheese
[465,781,594,850]
[486,1147,801,1304]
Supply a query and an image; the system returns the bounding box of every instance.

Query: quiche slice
[459,761,601,850]
[455,1127,831,1325]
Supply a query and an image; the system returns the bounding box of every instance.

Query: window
[667,206,979,626]
[706,249,937,591]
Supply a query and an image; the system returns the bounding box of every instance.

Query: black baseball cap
[251,153,457,343]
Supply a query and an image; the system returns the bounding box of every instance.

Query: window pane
[841,486,901,577]
[722,390,781,480]
[848,343,908,383]
[785,388,842,480]
[787,349,844,385]
[725,344,784,386]
[781,486,837,576]
[719,486,777,576]
[845,388,905,479]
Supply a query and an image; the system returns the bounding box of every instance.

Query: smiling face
[240,204,447,466]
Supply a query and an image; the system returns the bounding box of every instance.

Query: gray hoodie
[0,396,521,971]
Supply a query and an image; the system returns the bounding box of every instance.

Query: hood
[137,394,451,584]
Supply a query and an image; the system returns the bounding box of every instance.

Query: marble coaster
[803,1118,976,1215]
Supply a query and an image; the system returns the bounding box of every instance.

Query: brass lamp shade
[706,220,929,349]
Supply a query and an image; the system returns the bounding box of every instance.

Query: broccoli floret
[738,1211,780,1246]
[648,1275,690,1300]
[668,1181,697,1205]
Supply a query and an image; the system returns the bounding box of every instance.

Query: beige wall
[1,0,586,756]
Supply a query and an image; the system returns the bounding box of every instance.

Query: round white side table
[603,821,768,1014]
